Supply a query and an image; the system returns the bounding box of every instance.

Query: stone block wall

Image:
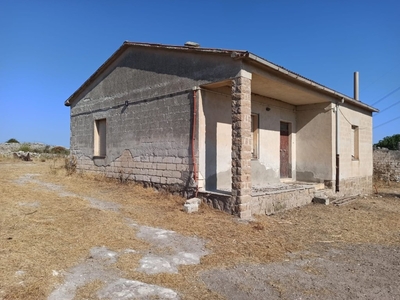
[199,191,235,214]
[374,149,400,182]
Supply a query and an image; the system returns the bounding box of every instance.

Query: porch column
[231,71,252,219]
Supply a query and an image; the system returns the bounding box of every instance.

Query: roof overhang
[244,53,378,112]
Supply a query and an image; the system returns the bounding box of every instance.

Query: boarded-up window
[351,125,359,160]
[94,119,106,157]
[251,114,259,159]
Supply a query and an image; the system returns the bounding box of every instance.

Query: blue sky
[0,0,399,147]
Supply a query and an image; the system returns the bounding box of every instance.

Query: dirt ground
[0,158,399,299]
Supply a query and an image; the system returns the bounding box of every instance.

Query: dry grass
[1,158,399,299]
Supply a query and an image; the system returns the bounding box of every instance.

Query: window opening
[351,125,359,160]
[251,114,259,159]
[94,119,106,157]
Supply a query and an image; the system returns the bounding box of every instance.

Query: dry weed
[1,160,399,299]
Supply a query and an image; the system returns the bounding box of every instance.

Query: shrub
[44,145,51,153]
[18,143,32,152]
[51,146,70,155]
[6,138,19,143]
[65,156,77,175]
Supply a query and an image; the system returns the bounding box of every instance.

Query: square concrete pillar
[231,73,252,219]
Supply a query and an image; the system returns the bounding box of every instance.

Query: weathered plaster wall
[296,103,333,182]
[199,88,232,192]
[69,47,242,194]
[251,94,296,185]
[198,90,297,192]
[296,101,373,195]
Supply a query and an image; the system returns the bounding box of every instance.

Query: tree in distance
[6,138,19,143]
[374,134,400,150]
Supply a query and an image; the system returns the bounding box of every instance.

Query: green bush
[6,138,19,143]
[18,143,32,152]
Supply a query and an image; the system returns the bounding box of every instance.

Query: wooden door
[280,122,290,178]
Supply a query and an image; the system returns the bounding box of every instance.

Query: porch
[197,69,335,218]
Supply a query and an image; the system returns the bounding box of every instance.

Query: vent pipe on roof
[354,71,359,101]
[184,41,200,48]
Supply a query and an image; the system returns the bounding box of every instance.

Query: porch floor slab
[201,182,323,197]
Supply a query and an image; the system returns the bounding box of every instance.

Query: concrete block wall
[323,175,373,197]
[70,91,197,196]
[374,149,400,182]
[73,149,195,196]
[68,47,244,198]
[338,176,373,196]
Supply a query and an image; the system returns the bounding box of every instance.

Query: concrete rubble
[183,197,201,213]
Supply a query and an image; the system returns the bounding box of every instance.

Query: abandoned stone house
[65,41,378,219]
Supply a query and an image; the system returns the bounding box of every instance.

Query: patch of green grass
[18,143,32,152]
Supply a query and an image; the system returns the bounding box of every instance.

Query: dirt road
[1,159,399,299]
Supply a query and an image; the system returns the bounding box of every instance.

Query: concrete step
[312,189,333,205]
[331,196,358,206]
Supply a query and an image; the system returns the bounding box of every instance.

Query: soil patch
[201,243,400,299]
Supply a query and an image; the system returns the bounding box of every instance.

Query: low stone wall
[0,143,68,159]
[199,191,235,214]
[0,143,21,154]
[251,187,316,215]
[199,186,316,216]
[374,149,400,182]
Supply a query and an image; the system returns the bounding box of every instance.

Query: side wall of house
[69,48,241,195]
[296,101,373,195]
[336,103,373,195]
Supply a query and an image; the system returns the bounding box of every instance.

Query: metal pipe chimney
[354,71,359,100]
